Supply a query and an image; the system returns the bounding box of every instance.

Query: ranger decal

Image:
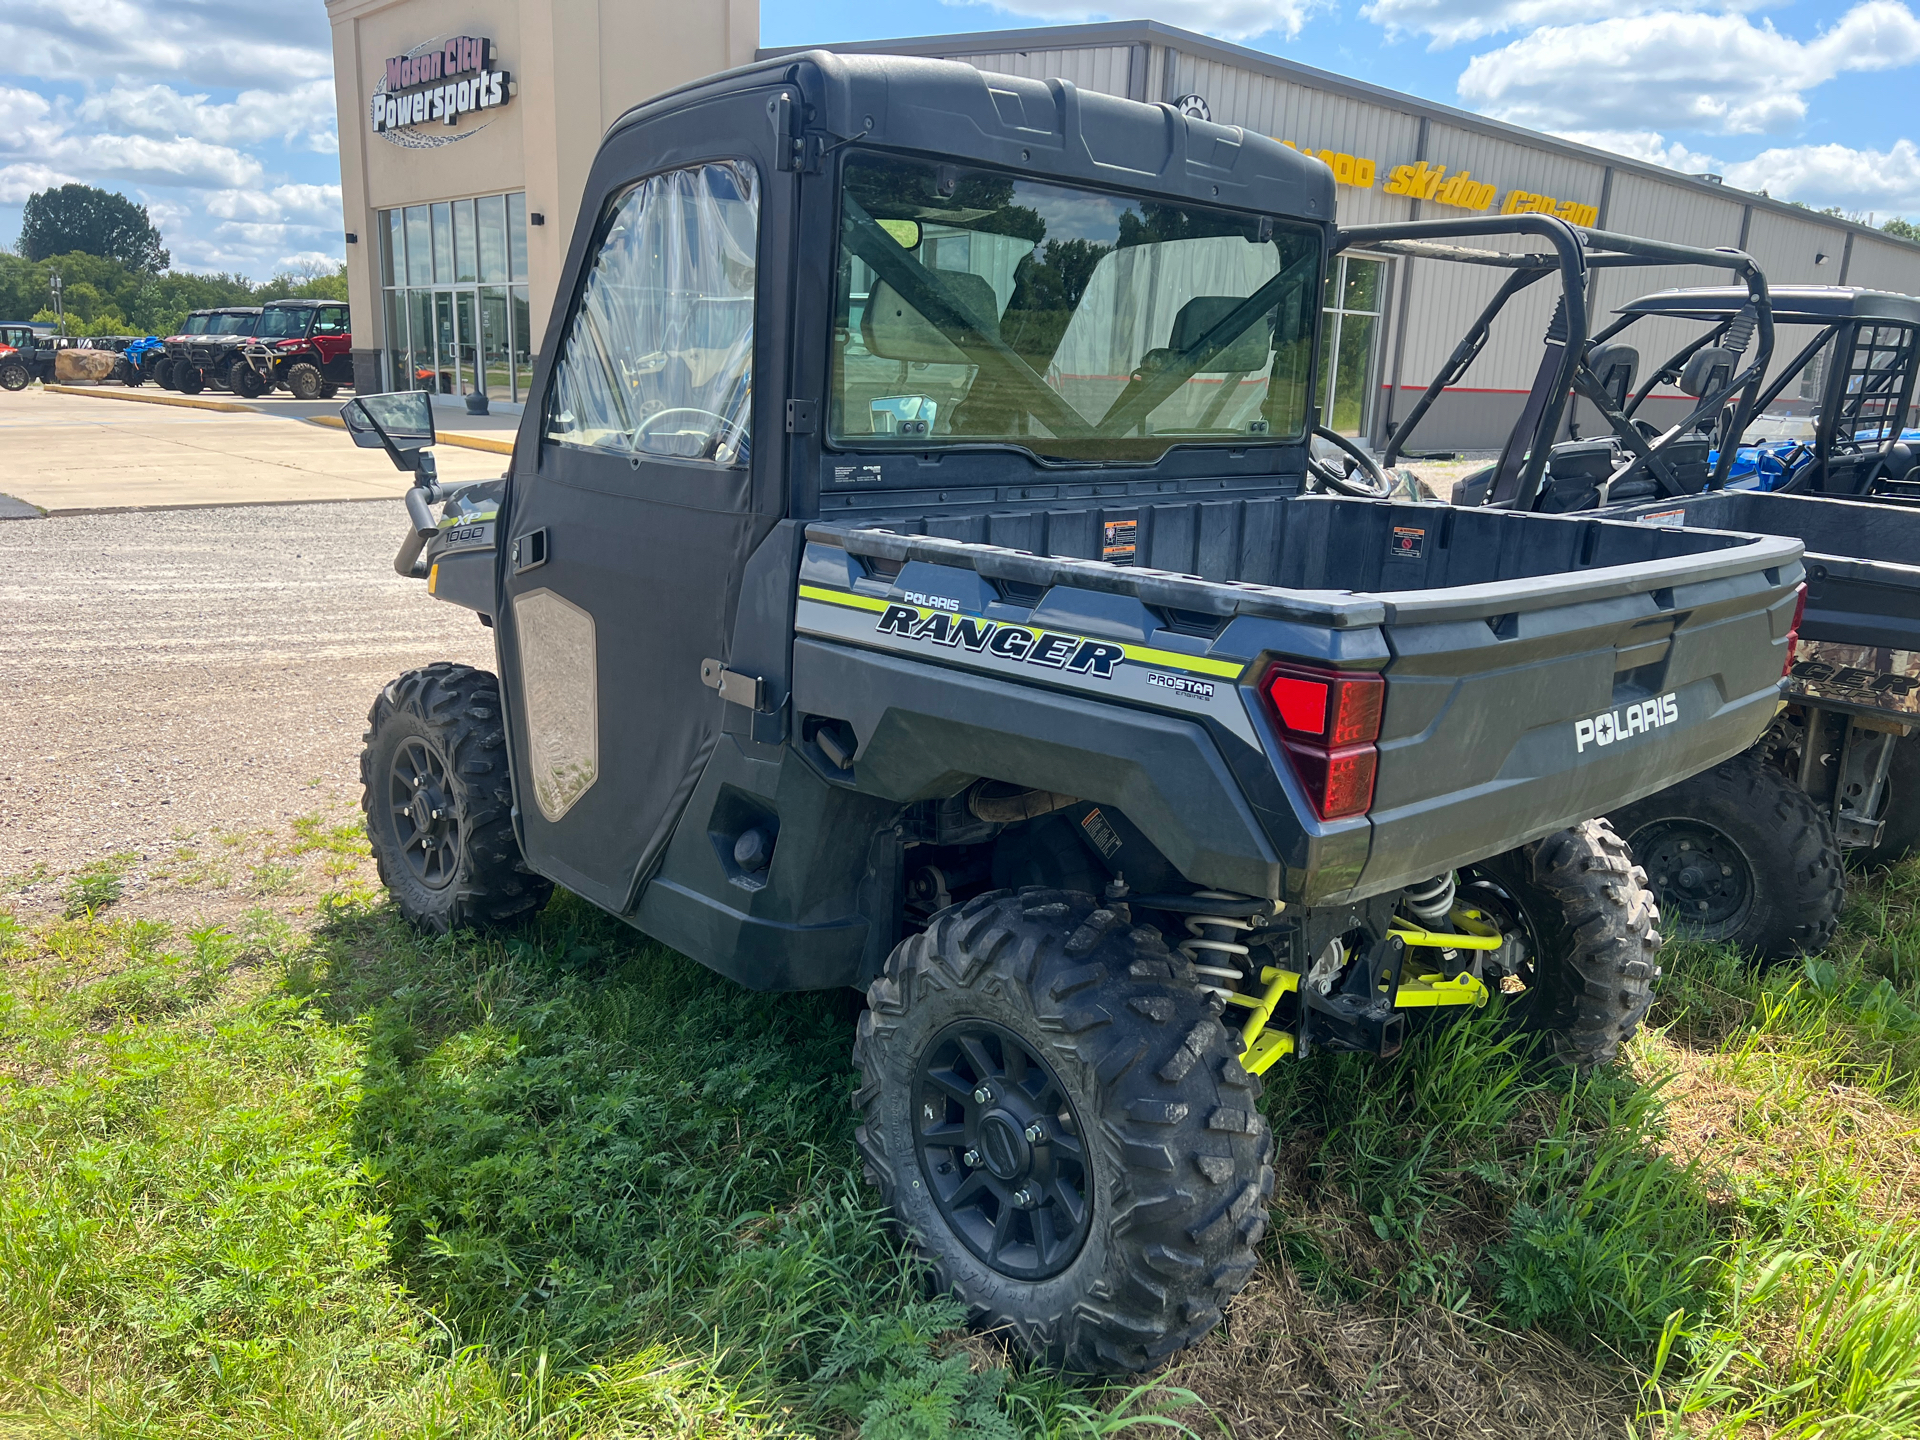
[875,602,1126,676]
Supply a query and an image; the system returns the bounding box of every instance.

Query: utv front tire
[176,366,204,394]
[1464,820,1663,1069]
[285,362,324,400]
[228,359,265,399]
[855,888,1271,1373]
[1609,753,1842,960]
[0,360,28,392]
[361,663,552,933]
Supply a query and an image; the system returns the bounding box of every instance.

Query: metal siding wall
[1843,235,1920,293]
[1738,209,1855,399]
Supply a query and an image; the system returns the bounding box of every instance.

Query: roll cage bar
[1333,216,1773,510]
[1608,286,1920,496]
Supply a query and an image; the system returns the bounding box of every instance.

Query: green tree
[19,185,170,272]
[1885,217,1920,243]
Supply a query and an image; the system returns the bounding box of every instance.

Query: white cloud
[0,1,329,89]
[1362,0,1748,48]
[75,80,336,151]
[202,183,342,224]
[0,161,81,204]
[1724,140,1920,215]
[1554,129,1721,174]
[1458,3,1920,136]
[942,0,1322,41]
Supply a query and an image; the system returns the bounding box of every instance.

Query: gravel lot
[0,502,492,917]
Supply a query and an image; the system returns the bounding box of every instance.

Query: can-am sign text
[374,36,511,134]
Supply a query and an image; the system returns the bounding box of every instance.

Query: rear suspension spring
[1401,873,1456,928]
[1177,890,1257,1001]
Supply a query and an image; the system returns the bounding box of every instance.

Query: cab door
[494,90,791,914]
[311,304,353,382]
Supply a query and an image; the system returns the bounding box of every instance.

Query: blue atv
[115,335,167,387]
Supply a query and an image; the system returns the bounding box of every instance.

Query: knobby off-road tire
[176,366,205,394]
[154,358,177,390]
[855,888,1272,1373]
[319,381,341,399]
[0,359,28,392]
[1467,820,1663,1070]
[228,359,265,399]
[1609,753,1842,960]
[1858,733,1920,869]
[285,362,324,400]
[360,663,552,934]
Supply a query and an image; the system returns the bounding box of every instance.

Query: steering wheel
[1772,444,1815,494]
[1305,425,1394,498]
[634,406,741,461]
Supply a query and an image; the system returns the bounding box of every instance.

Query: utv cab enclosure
[347,52,1804,1374]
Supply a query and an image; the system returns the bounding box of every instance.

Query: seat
[1586,342,1639,410]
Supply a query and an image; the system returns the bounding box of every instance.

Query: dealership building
[324,4,1920,447]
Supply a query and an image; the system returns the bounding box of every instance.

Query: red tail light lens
[1784,582,1807,677]
[1260,662,1385,820]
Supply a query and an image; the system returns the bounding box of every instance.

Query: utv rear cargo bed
[792,494,1804,905]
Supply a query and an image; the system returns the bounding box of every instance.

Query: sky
[0,0,1912,281]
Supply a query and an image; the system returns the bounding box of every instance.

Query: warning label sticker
[1389,525,1425,560]
[1102,517,1138,566]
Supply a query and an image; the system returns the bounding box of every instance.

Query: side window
[315,306,349,336]
[546,161,758,467]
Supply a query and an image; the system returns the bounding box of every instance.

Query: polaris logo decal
[1575,693,1679,753]
[875,603,1126,677]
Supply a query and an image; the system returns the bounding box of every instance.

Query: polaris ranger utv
[343,52,1803,1372]
[1386,265,1916,957]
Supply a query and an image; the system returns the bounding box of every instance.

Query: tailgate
[1359,543,1802,896]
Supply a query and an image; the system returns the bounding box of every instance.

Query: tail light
[1783,582,1807,677]
[1259,661,1385,820]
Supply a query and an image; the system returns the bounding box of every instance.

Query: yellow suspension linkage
[1224,966,1299,1075]
[1386,915,1495,1009]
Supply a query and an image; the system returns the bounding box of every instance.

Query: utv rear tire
[0,360,28,392]
[855,888,1272,1373]
[1463,820,1663,1070]
[285,362,324,400]
[1609,753,1843,960]
[361,663,553,934]
[1856,733,1920,869]
[176,366,204,394]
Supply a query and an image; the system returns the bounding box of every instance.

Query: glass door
[1320,254,1388,437]
[434,291,457,394]
[454,291,480,396]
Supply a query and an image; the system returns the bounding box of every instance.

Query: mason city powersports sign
[373,35,511,135]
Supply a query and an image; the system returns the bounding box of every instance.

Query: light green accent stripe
[796,583,1248,681]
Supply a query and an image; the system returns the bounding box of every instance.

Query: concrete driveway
[0,386,512,514]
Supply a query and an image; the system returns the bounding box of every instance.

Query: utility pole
[50,271,64,338]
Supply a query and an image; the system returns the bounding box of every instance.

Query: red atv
[238,300,353,399]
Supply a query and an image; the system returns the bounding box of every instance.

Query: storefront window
[1320,254,1387,437]
[378,191,532,402]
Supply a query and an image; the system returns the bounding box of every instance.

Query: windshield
[183,314,210,334]
[211,313,258,336]
[831,154,1322,463]
[256,307,310,339]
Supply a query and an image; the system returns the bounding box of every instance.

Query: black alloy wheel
[386,734,462,891]
[176,365,205,394]
[914,1019,1092,1281]
[1608,754,1842,960]
[1631,820,1751,933]
[0,359,28,392]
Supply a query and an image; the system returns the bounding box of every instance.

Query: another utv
[236,299,353,399]
[343,53,1804,1372]
[164,306,262,394]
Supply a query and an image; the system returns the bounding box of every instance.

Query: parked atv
[1379,254,1913,957]
[114,335,166,387]
[237,299,353,399]
[339,52,1804,1374]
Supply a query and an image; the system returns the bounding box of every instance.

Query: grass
[1,835,1918,1438]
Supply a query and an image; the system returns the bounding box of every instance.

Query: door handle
[512,528,548,574]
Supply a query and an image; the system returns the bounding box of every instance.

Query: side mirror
[341,391,436,473]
